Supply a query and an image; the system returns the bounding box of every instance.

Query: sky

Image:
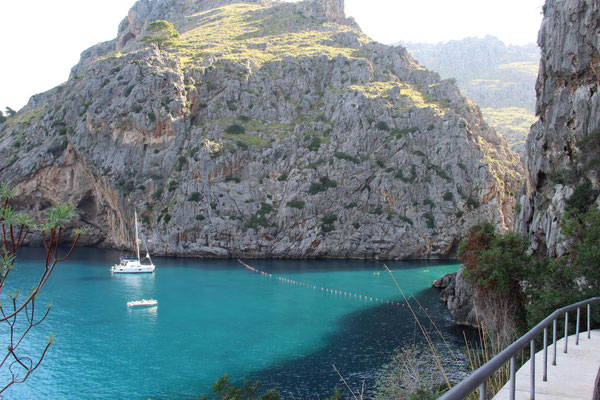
[0,0,544,111]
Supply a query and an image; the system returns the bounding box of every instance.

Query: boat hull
[127,300,158,308]
[111,266,155,274]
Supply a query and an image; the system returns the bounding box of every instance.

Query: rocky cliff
[402,36,540,156]
[516,0,600,257]
[0,0,521,258]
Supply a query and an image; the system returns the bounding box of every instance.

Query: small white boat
[127,298,158,308]
[111,211,156,274]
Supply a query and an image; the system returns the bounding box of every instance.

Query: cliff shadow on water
[244,290,475,398]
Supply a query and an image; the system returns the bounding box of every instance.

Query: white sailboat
[110,211,156,274]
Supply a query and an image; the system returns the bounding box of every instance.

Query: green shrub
[168,180,178,192]
[442,192,454,201]
[225,123,245,135]
[459,222,530,294]
[322,214,337,225]
[466,197,480,209]
[189,146,200,158]
[258,202,273,214]
[278,173,288,182]
[195,214,205,221]
[423,212,435,229]
[565,179,598,213]
[395,166,417,183]
[307,137,321,152]
[124,85,134,97]
[210,202,217,210]
[423,199,435,209]
[176,156,187,171]
[189,192,201,202]
[308,177,337,195]
[244,203,273,230]
[225,175,241,183]
[376,121,390,131]
[140,214,151,225]
[334,152,360,164]
[287,200,305,209]
[435,169,451,181]
[201,374,280,400]
[459,222,532,333]
[353,222,360,229]
[235,140,248,150]
[152,188,163,200]
[388,127,418,141]
[237,115,251,123]
[163,213,172,224]
[526,210,600,327]
[399,215,413,225]
[344,202,357,209]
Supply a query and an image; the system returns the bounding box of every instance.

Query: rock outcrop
[516,0,600,257]
[0,0,521,258]
[432,270,477,328]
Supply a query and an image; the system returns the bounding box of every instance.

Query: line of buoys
[238,259,407,307]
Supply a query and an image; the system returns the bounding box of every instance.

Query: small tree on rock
[140,20,180,50]
[4,107,16,117]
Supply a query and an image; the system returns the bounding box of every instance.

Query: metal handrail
[438,297,600,400]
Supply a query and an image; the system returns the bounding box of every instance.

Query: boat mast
[134,211,141,260]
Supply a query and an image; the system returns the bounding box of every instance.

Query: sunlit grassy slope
[175,3,369,67]
[481,107,537,155]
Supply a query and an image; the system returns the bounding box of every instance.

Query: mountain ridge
[0,0,521,259]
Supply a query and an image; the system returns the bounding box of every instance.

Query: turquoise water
[2,248,465,399]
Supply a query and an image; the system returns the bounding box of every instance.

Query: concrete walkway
[493,329,600,399]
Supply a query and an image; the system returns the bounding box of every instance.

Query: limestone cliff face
[516,0,600,256]
[0,0,521,258]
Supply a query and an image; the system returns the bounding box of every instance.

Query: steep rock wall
[516,0,600,256]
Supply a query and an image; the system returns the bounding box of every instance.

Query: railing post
[564,312,569,353]
[543,327,548,381]
[588,303,591,339]
[510,356,516,400]
[479,381,486,400]
[552,319,557,365]
[576,307,580,345]
[530,340,535,399]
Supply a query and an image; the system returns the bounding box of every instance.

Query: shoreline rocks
[432,268,478,328]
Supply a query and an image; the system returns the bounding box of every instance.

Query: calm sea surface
[2,248,468,399]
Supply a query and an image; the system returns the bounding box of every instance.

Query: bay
[2,248,466,399]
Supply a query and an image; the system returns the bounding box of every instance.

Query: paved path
[493,329,600,399]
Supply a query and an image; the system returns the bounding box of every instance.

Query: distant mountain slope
[0,0,521,259]
[402,36,539,155]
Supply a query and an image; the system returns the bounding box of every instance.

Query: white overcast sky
[0,0,544,111]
